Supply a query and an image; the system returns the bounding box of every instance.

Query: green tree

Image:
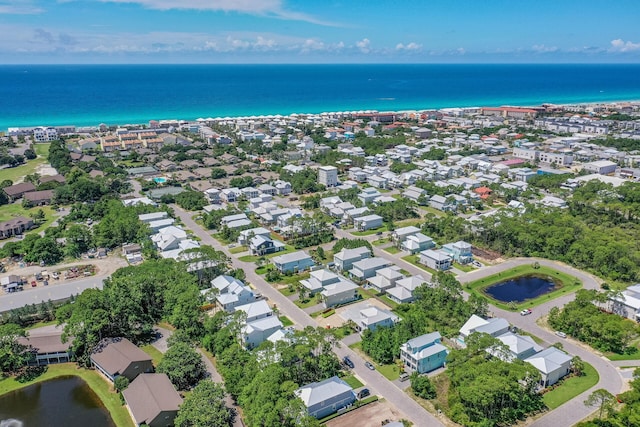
[175,380,232,427]
[114,376,130,392]
[210,168,228,179]
[410,373,436,399]
[0,324,30,376]
[175,191,207,211]
[157,342,207,390]
[584,389,615,420]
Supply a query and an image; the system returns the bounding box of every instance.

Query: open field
[1,143,50,183]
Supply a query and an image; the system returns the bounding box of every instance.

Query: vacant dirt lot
[325,401,404,427]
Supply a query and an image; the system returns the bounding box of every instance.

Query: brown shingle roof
[18,332,71,354]
[24,190,54,202]
[0,216,33,231]
[90,338,151,376]
[122,374,182,425]
[3,182,36,197]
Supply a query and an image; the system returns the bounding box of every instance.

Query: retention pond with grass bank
[484,275,559,303]
[0,376,115,427]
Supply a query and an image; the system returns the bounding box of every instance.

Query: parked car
[35,272,43,281]
[365,362,375,370]
[520,308,532,316]
[52,272,59,280]
[399,372,410,382]
[43,280,49,286]
[343,356,354,369]
[31,281,37,287]
[555,331,567,338]
[357,388,370,399]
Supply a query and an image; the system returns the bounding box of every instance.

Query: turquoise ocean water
[1,64,640,130]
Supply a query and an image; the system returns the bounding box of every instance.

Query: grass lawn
[606,348,640,361]
[294,296,322,309]
[379,295,399,309]
[0,363,134,427]
[279,316,294,327]
[1,148,49,183]
[543,363,599,410]
[26,320,57,330]
[229,245,247,254]
[402,255,439,275]
[278,286,296,297]
[372,237,391,246]
[266,245,297,258]
[465,265,583,311]
[0,204,57,235]
[238,255,260,263]
[396,218,424,227]
[255,265,271,275]
[357,288,375,300]
[140,344,164,366]
[377,363,401,381]
[454,262,476,273]
[342,375,364,389]
[384,246,401,255]
[351,225,388,237]
[33,143,51,158]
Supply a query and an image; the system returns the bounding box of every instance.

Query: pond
[0,376,115,427]
[484,275,559,303]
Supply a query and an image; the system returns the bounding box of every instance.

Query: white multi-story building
[33,126,58,142]
[318,165,338,188]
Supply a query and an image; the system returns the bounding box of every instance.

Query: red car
[31,280,37,287]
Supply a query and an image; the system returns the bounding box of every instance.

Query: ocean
[1,64,640,130]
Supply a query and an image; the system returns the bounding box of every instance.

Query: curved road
[171,205,445,427]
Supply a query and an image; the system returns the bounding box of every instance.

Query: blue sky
[1,0,639,63]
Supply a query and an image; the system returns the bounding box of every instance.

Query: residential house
[429,195,455,212]
[400,332,448,374]
[401,233,435,254]
[249,235,285,256]
[295,376,356,419]
[366,267,404,292]
[90,338,153,382]
[221,188,242,203]
[220,213,248,226]
[272,250,314,273]
[234,300,273,323]
[491,331,542,361]
[274,180,292,195]
[357,306,399,332]
[122,373,182,427]
[0,216,34,238]
[139,211,168,223]
[358,187,382,205]
[441,241,473,264]
[333,246,371,272]
[3,182,36,201]
[419,249,452,271]
[458,315,510,347]
[238,227,271,246]
[318,165,339,187]
[609,284,640,321]
[242,316,283,349]
[321,280,360,308]
[300,269,340,294]
[391,226,421,244]
[17,328,72,366]
[524,347,573,387]
[350,257,393,281]
[354,214,383,231]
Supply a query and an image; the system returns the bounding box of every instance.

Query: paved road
[456,257,624,426]
[171,205,444,427]
[0,275,106,312]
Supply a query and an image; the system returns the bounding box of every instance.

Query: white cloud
[356,38,371,53]
[0,1,43,14]
[610,38,640,52]
[531,44,558,53]
[96,0,341,26]
[395,42,422,51]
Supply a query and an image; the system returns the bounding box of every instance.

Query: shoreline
[4,96,640,132]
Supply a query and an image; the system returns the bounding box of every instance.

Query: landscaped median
[0,363,134,427]
[464,264,583,311]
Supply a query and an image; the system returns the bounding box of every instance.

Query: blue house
[400,332,448,374]
[295,376,356,419]
[272,250,314,273]
[441,240,473,264]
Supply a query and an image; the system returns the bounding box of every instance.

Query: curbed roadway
[171,205,446,427]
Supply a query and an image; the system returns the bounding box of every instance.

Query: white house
[357,306,399,332]
[242,316,283,349]
[350,257,393,281]
[318,165,339,187]
[300,269,340,294]
[321,280,360,308]
[419,249,452,271]
[524,347,573,387]
[333,246,371,272]
[234,300,273,323]
[354,214,383,231]
[366,267,404,292]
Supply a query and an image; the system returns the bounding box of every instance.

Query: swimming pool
[153,177,166,184]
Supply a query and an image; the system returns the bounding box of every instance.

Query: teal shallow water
[1,64,640,129]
